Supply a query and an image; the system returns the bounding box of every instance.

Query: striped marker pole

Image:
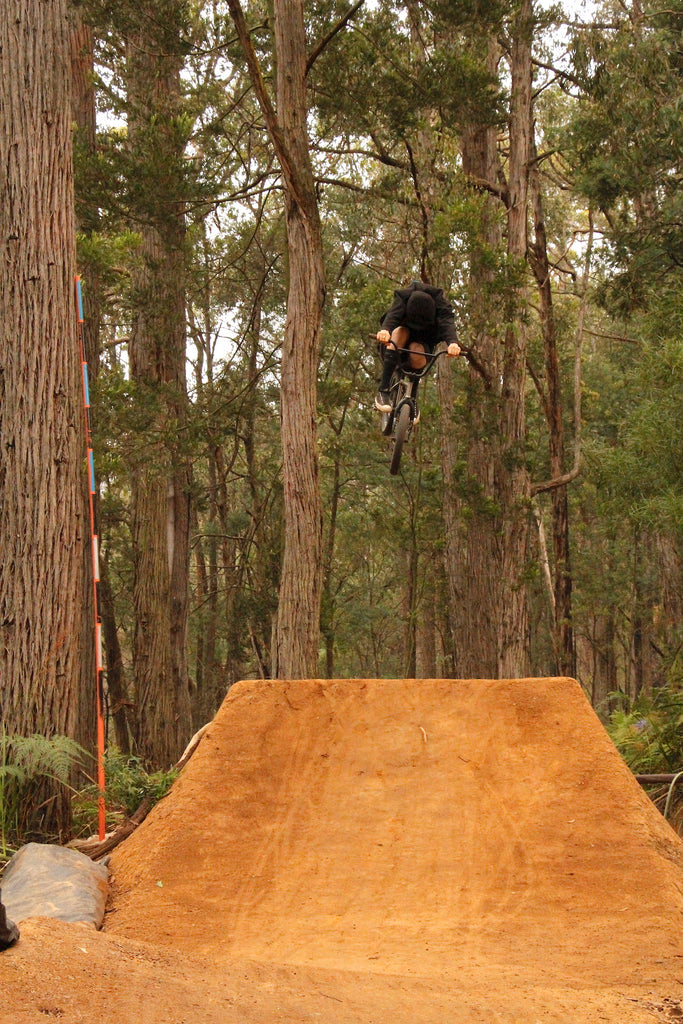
[75,275,106,841]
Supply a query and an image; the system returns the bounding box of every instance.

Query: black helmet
[405,290,436,331]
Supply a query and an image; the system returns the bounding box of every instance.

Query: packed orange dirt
[3,677,683,1023]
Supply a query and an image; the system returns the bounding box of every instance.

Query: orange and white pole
[75,275,106,840]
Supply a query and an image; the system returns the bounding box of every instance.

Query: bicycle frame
[378,347,446,474]
[379,347,445,436]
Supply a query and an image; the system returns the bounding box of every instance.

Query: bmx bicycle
[374,344,448,476]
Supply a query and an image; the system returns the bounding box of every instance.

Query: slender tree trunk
[69,12,100,377]
[655,532,683,663]
[127,4,192,765]
[0,0,94,829]
[497,0,533,677]
[457,37,505,678]
[227,0,325,679]
[529,137,575,676]
[416,582,438,678]
[98,551,130,753]
[591,613,618,711]
[322,457,341,679]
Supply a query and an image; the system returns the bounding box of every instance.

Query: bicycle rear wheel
[390,402,411,475]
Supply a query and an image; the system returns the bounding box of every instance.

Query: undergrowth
[0,737,177,868]
[607,686,683,776]
[72,748,177,838]
[0,732,87,862]
[607,682,683,836]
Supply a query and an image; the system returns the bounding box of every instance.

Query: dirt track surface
[3,677,683,1023]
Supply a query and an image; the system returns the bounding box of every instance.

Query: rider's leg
[407,340,427,370]
[377,326,412,386]
[406,341,427,424]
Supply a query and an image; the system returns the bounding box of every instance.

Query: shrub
[0,733,87,862]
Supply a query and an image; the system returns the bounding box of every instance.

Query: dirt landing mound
[3,677,683,1024]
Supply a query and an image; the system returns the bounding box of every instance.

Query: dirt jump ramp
[103,678,683,1022]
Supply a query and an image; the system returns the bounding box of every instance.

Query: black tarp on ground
[0,892,19,949]
[2,843,109,929]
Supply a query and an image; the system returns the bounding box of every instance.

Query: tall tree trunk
[227,0,325,679]
[457,37,505,679]
[529,136,575,676]
[69,12,100,377]
[322,457,341,679]
[272,1,325,678]
[127,3,192,765]
[655,532,683,668]
[497,0,533,676]
[591,613,618,712]
[98,550,130,753]
[0,0,94,829]
[70,10,123,765]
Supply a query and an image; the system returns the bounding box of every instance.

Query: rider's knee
[408,343,427,369]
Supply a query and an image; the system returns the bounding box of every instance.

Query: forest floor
[3,677,683,1024]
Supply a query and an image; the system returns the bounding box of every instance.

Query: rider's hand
[447,343,461,358]
[377,329,391,345]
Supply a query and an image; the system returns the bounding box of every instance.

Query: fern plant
[72,747,177,838]
[607,686,683,775]
[0,731,86,861]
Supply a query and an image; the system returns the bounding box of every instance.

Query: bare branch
[225,0,307,210]
[531,211,594,496]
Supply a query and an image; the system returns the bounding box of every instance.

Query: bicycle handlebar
[367,333,451,375]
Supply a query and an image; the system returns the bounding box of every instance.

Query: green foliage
[566,0,683,313]
[607,681,683,776]
[0,734,87,860]
[72,748,178,838]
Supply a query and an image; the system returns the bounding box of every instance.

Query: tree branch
[225,0,306,210]
[531,211,593,496]
[465,173,510,207]
[306,0,365,75]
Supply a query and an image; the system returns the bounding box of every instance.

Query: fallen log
[636,774,683,785]
[69,794,153,861]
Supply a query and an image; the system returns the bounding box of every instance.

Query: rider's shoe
[375,390,392,413]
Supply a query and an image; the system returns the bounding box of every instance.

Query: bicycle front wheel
[390,402,411,475]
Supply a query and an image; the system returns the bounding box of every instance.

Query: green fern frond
[10,734,86,783]
[0,764,27,785]
[0,733,87,859]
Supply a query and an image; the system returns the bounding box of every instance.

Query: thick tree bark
[68,13,100,376]
[127,4,192,765]
[0,0,94,827]
[273,0,325,678]
[227,0,325,678]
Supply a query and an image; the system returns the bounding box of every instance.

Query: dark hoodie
[381,281,458,349]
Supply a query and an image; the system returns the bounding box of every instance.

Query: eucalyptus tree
[119,0,195,765]
[0,0,95,829]
[226,0,332,679]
